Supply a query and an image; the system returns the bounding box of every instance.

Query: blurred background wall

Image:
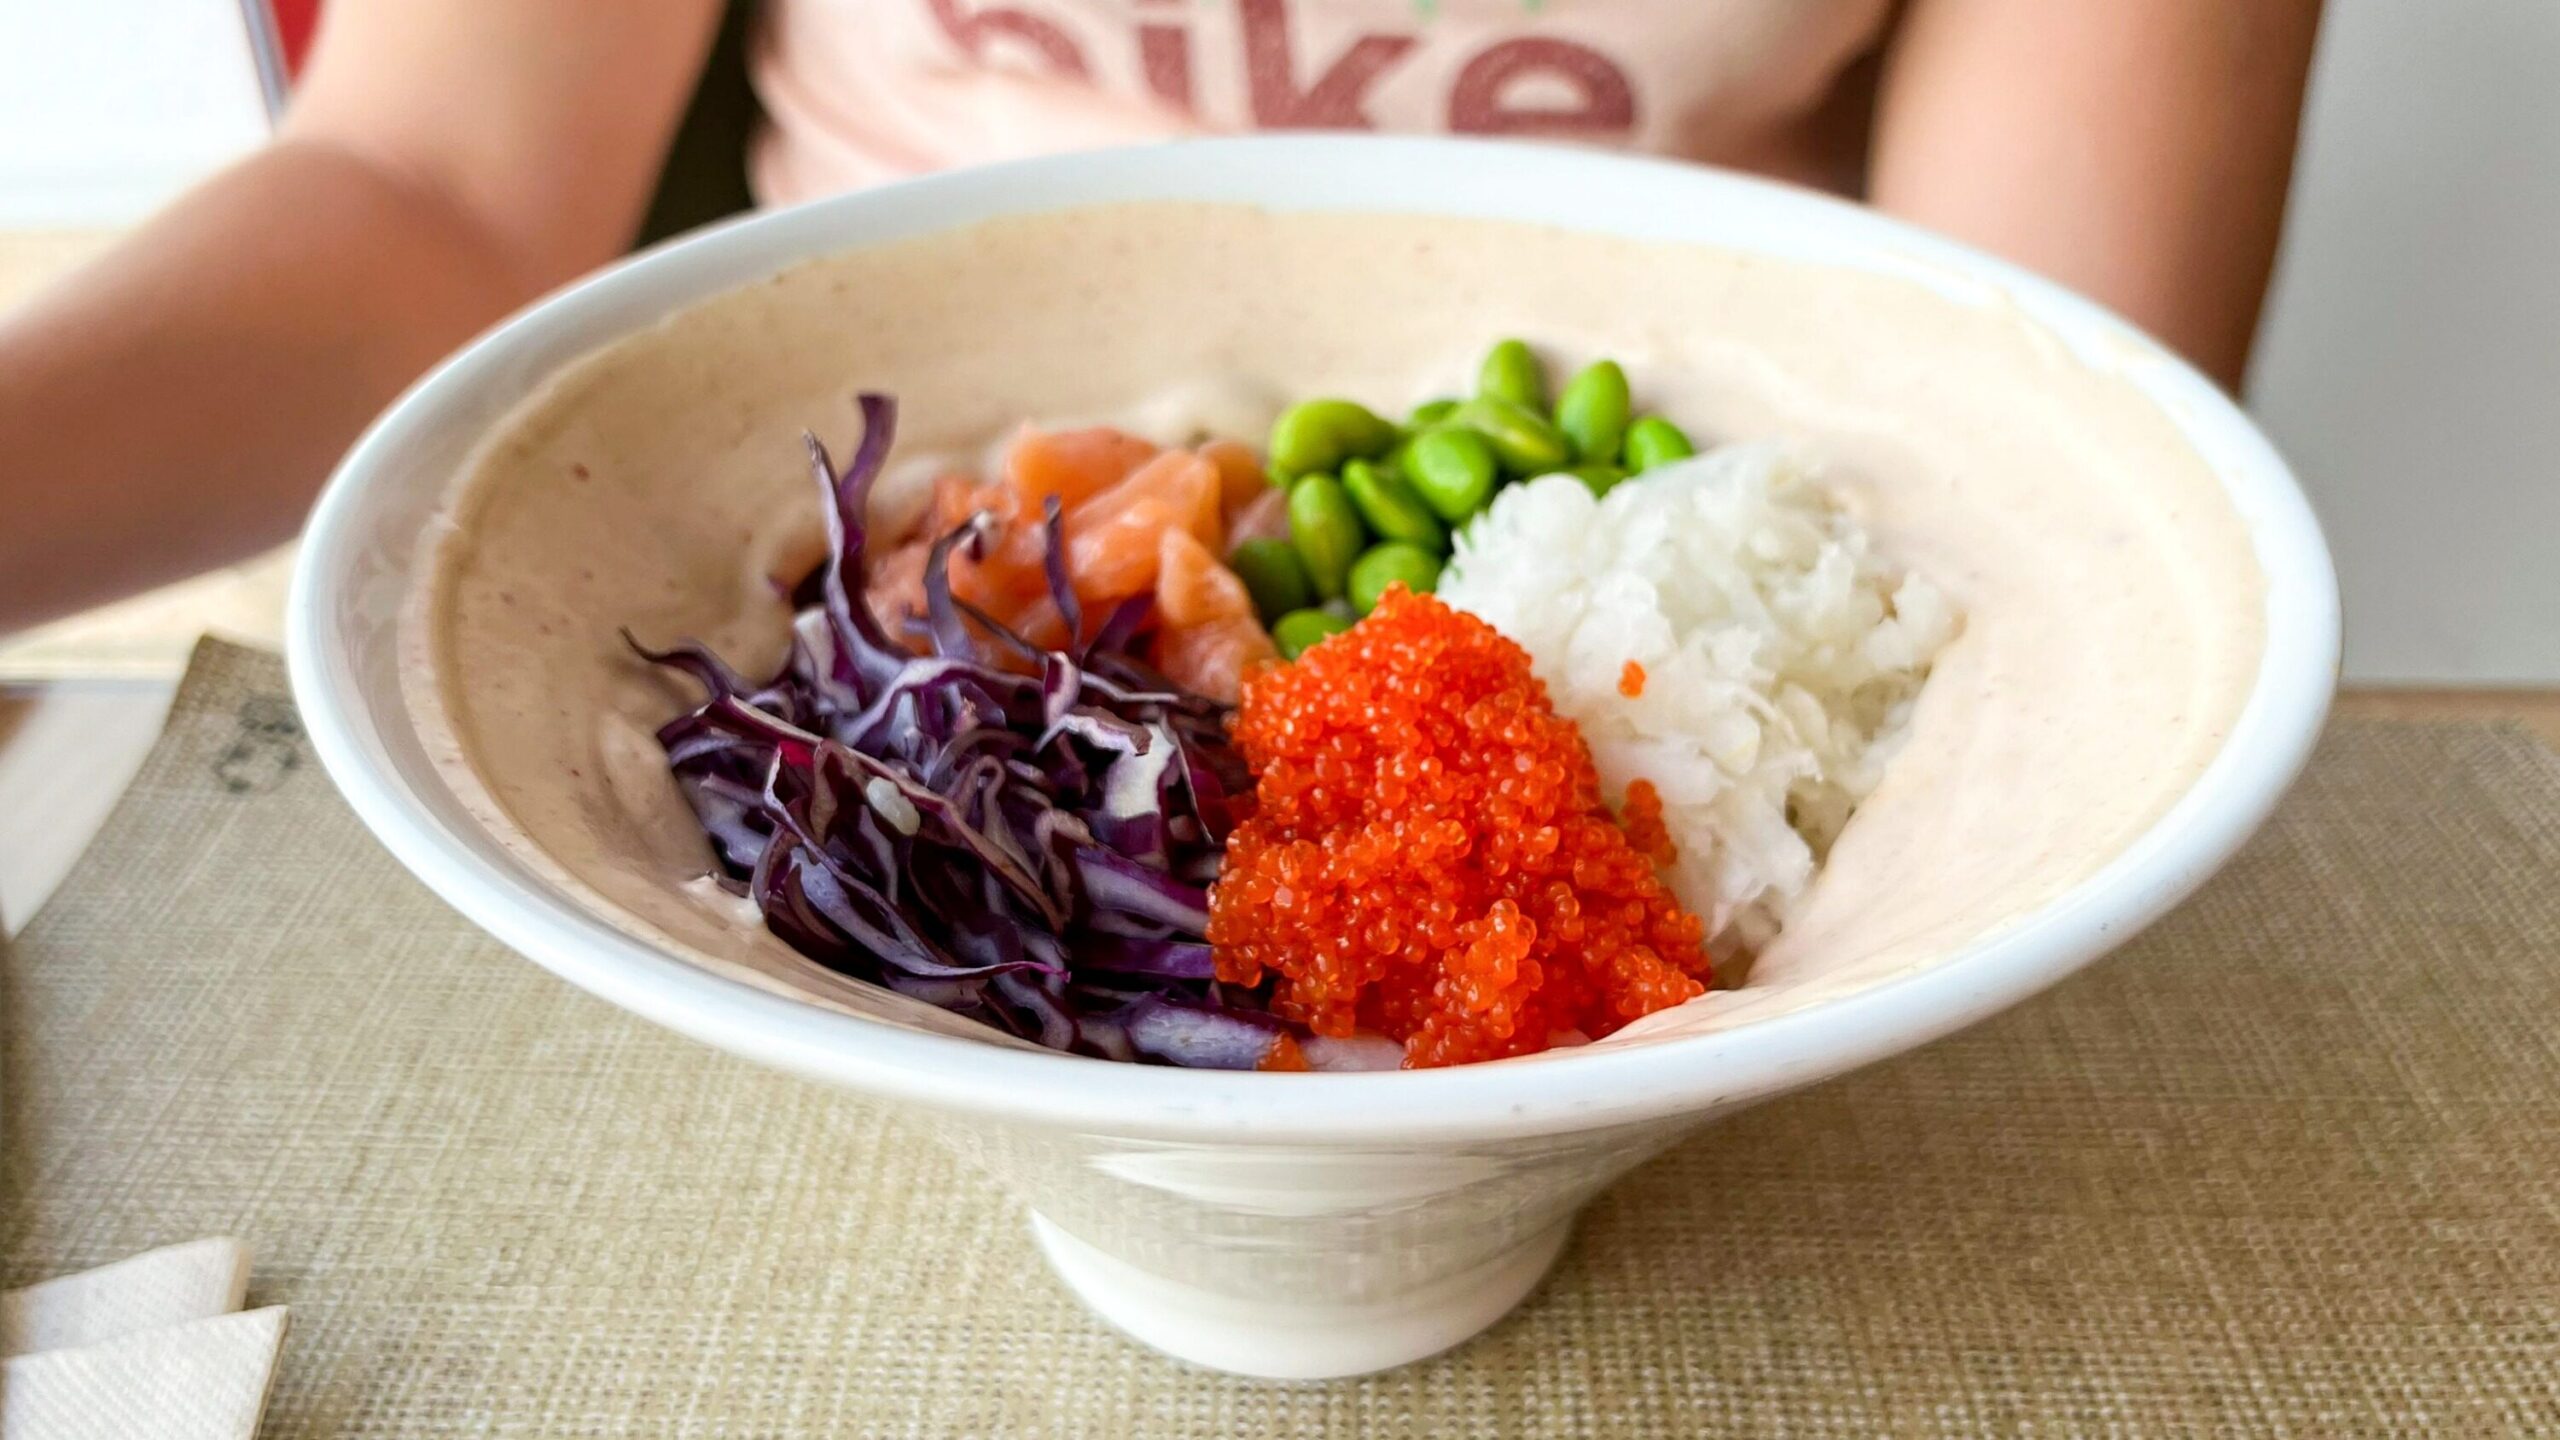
[2,0,2553,682]
[0,1,266,228]
[2249,1,2560,683]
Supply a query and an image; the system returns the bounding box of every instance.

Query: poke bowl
[287,135,2338,1379]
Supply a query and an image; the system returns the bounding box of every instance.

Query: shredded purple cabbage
[629,394,1290,1068]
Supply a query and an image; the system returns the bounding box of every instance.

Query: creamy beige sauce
[408,203,2265,1056]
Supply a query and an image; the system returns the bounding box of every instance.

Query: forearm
[0,140,542,631]
[1869,0,2322,392]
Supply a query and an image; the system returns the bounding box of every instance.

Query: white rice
[1438,445,1957,953]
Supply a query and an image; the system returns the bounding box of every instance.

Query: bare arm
[0,0,721,633]
[1868,0,2323,391]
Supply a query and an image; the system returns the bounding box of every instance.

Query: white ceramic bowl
[289,136,2339,1379]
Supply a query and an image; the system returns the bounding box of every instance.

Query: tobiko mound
[1207,585,1712,1066]
[630,338,1948,1070]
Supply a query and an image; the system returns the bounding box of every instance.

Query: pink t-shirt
[748,0,1890,204]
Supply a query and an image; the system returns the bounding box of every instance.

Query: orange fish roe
[1618,659,1647,698]
[1618,778,1678,868]
[1207,586,1711,1068]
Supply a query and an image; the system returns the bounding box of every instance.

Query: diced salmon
[1178,461,1226,549]
[948,522,1051,622]
[1200,439,1270,523]
[910,474,1040,624]
[1064,450,1224,604]
[864,538,931,648]
[1119,449,1224,549]
[1152,614,1279,704]
[1155,529,1254,628]
[1061,499,1174,605]
[886,427,1274,684]
[930,471,996,535]
[1006,595,1074,653]
[1006,425,1161,511]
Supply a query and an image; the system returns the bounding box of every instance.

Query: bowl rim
[288,134,2339,1145]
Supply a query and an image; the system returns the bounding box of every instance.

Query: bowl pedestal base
[1029,1210,1574,1379]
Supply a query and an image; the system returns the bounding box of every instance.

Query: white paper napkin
[1,1238,249,1358]
[0,1240,285,1440]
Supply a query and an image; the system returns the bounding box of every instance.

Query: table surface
[4,678,2555,938]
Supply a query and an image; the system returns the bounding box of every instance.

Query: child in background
[0,0,2321,633]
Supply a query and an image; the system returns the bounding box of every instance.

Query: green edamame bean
[1271,608,1354,660]
[1227,537,1313,623]
[1342,459,1448,554]
[1268,399,1398,483]
[1347,541,1445,615]
[1622,416,1697,473]
[1407,397,1461,428]
[1286,474,1365,602]
[1477,338,1548,412]
[1403,427,1501,523]
[1454,396,1572,478]
[1556,360,1631,464]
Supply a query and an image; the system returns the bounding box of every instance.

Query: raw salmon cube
[1155,528,1254,627]
[1006,425,1160,511]
[1064,451,1224,603]
[864,539,931,649]
[1200,438,1271,522]
[1152,615,1278,704]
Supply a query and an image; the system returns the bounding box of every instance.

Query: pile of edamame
[1231,339,1698,658]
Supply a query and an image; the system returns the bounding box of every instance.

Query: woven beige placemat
[6,640,2558,1437]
